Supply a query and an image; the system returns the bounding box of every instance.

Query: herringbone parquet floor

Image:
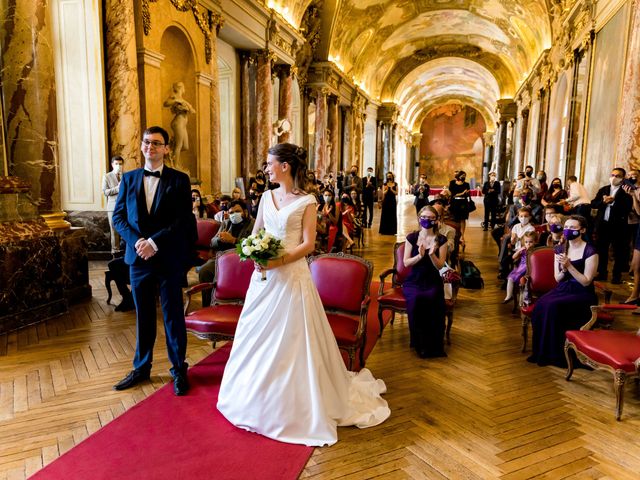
[2,197,640,479]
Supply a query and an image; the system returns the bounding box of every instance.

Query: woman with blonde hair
[402,205,449,358]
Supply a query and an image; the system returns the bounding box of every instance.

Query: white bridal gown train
[217,192,390,446]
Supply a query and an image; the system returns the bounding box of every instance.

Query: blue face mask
[563,228,581,240]
[419,218,435,230]
[549,224,563,234]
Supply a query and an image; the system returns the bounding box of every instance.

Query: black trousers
[595,221,629,277]
[363,197,375,226]
[484,200,499,228]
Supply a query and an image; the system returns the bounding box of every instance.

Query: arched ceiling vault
[269,0,551,131]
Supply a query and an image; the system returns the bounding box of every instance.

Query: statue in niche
[272,118,292,145]
[163,82,196,170]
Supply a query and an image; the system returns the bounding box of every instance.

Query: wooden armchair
[377,242,460,344]
[308,253,372,370]
[565,304,640,420]
[183,250,254,347]
[195,219,221,262]
[520,247,613,352]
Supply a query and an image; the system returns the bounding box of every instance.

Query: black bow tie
[144,170,161,178]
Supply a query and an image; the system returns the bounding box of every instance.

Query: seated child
[504,230,538,303]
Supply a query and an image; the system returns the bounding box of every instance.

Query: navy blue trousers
[130,263,187,377]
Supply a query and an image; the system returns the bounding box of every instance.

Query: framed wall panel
[583,1,631,195]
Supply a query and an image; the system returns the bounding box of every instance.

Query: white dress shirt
[604,185,620,222]
[143,165,163,251]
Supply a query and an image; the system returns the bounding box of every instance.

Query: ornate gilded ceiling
[269,0,552,131]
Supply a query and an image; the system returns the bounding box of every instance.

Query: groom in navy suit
[112,126,197,395]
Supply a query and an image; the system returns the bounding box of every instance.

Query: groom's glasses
[141,140,165,148]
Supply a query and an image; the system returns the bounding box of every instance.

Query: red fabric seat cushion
[566,330,640,373]
[520,304,535,316]
[596,311,615,323]
[185,304,243,336]
[377,288,406,308]
[326,313,359,345]
[311,257,369,312]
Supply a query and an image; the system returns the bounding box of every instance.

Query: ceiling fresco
[269,0,552,131]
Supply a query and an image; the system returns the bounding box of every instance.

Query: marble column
[105,0,141,170]
[1,0,67,228]
[313,88,328,177]
[256,50,273,168]
[327,95,340,175]
[240,52,254,181]
[342,107,353,172]
[482,132,495,181]
[382,123,392,176]
[375,121,384,178]
[276,65,293,144]
[616,0,640,170]
[505,120,515,178]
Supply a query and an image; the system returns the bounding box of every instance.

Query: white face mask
[113,164,122,173]
[323,195,331,203]
[611,177,622,187]
[229,212,243,224]
[367,172,372,177]
[519,216,530,225]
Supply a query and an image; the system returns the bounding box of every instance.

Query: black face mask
[249,192,257,200]
[525,171,533,177]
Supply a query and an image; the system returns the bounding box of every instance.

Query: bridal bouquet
[236,229,283,280]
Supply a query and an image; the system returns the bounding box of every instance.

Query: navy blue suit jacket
[112,166,197,270]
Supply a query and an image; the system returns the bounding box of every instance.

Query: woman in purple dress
[527,215,598,367]
[402,206,448,358]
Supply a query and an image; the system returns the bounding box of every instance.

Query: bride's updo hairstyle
[268,143,309,193]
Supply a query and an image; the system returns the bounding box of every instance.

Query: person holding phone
[527,215,598,367]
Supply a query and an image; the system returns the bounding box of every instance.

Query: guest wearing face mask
[527,215,598,367]
[591,167,632,283]
[412,174,431,216]
[544,214,565,248]
[536,170,548,201]
[402,205,448,359]
[317,189,340,252]
[541,178,568,207]
[626,170,640,275]
[198,200,255,306]
[247,182,260,218]
[497,206,535,281]
[191,189,207,219]
[516,165,541,196]
[347,165,362,195]
[213,195,232,222]
[503,230,538,303]
[102,155,125,256]
[362,167,377,228]
[448,170,472,241]
[252,170,267,193]
[379,172,398,235]
[482,172,501,231]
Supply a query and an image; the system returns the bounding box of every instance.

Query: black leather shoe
[114,299,135,312]
[113,369,150,390]
[174,372,189,396]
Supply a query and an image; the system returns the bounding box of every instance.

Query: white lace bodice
[263,191,316,252]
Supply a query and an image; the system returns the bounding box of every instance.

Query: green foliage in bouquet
[236,229,283,266]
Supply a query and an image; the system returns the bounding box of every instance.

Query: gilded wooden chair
[565,304,640,420]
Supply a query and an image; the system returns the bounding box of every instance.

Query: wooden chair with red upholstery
[195,219,221,262]
[183,250,255,347]
[520,246,613,352]
[564,304,640,420]
[308,252,372,370]
[377,242,460,344]
[377,242,410,337]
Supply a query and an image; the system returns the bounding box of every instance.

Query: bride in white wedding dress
[217,143,390,447]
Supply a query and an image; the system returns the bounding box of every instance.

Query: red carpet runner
[31,283,391,479]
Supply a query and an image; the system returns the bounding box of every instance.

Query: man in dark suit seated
[198,199,255,306]
[591,167,632,284]
[112,125,197,396]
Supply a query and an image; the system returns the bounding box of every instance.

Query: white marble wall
[51,0,107,211]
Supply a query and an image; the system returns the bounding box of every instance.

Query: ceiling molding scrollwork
[141,0,223,64]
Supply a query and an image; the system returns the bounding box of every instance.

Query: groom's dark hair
[143,126,169,145]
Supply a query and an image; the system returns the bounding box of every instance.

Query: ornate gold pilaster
[327,95,340,175]
[313,88,329,176]
[208,28,221,194]
[106,0,142,170]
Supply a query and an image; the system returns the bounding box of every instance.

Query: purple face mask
[549,224,563,234]
[419,218,435,230]
[563,228,581,240]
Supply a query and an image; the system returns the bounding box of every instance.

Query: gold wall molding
[141,0,223,64]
